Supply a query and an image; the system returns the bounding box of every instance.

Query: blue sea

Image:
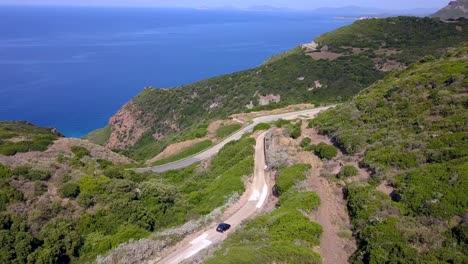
[0,6,351,137]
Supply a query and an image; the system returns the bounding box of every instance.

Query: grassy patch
[253,123,271,132]
[216,124,242,139]
[83,125,111,145]
[152,140,213,166]
[276,164,311,195]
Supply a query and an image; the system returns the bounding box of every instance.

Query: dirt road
[153,132,270,264]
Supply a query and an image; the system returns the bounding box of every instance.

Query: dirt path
[301,126,357,264]
[307,158,356,264]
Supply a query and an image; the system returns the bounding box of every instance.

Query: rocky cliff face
[106,102,154,150]
[432,0,468,19]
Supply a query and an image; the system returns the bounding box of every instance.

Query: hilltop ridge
[432,0,468,19]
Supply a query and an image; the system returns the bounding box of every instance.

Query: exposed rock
[106,102,154,150]
[264,128,300,169]
[51,128,64,137]
[374,48,403,56]
[245,101,254,109]
[258,94,281,106]
[320,45,330,52]
[302,41,319,52]
[373,58,404,72]
[308,80,324,91]
[297,76,305,81]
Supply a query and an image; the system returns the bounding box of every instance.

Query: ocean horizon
[0,6,351,137]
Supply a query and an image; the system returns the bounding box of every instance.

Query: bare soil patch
[145,138,205,165]
[306,51,344,61]
[377,180,396,196]
[307,157,356,264]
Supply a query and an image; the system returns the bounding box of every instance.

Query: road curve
[136,106,332,173]
[153,132,270,264]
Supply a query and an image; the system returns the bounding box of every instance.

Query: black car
[216,223,231,233]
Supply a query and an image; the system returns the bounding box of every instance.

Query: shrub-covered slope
[0,121,63,156]
[311,46,468,263]
[93,17,468,159]
[0,135,255,263]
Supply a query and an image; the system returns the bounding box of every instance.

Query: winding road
[136,106,331,173]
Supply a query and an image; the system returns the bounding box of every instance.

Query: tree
[339,165,359,178]
[314,143,338,160]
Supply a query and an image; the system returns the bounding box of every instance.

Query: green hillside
[310,46,468,263]
[93,17,468,161]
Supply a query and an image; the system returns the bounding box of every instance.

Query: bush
[289,123,302,139]
[276,164,311,195]
[79,175,110,195]
[12,166,51,181]
[71,146,91,159]
[339,165,359,178]
[314,143,338,160]
[253,123,271,132]
[26,169,51,181]
[0,164,11,179]
[61,182,80,198]
[274,119,291,128]
[301,137,312,148]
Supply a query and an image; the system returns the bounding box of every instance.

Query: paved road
[136,106,331,173]
[153,132,270,264]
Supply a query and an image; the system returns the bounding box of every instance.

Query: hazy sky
[0,0,450,10]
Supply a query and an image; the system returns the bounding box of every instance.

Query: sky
[0,0,450,10]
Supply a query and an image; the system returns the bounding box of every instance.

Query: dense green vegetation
[215,123,241,138]
[253,123,271,132]
[339,165,359,178]
[0,121,61,156]
[313,142,338,160]
[0,136,256,263]
[152,140,213,166]
[315,17,468,64]
[312,47,468,263]
[206,164,322,264]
